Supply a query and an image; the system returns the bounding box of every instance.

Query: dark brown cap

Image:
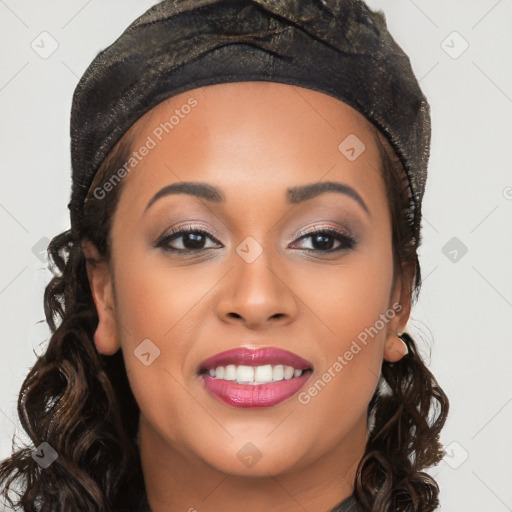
[69,0,430,243]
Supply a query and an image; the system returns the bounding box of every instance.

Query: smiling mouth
[197,346,313,407]
[199,364,313,385]
[198,364,313,408]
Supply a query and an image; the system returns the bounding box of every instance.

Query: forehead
[120,81,385,209]
[140,81,378,146]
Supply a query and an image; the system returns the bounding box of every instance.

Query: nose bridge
[217,234,297,326]
[234,236,285,306]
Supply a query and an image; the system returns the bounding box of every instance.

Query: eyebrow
[144,180,369,215]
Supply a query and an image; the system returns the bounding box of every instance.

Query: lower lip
[200,372,312,408]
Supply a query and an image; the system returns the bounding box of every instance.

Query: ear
[383,261,415,363]
[81,239,120,355]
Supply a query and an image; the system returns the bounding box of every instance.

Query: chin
[190,433,310,477]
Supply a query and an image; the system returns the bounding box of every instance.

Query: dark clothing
[330,494,360,511]
[134,493,360,511]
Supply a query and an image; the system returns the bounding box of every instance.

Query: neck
[138,414,367,512]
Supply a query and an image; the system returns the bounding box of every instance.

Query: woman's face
[85,82,411,481]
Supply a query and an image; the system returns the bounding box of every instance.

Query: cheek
[289,243,394,431]
[111,254,207,429]
[290,236,395,347]
[114,249,210,344]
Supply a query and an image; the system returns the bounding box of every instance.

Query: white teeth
[224,364,237,380]
[237,365,255,382]
[206,363,307,384]
[254,364,273,382]
[273,364,284,381]
[284,365,295,379]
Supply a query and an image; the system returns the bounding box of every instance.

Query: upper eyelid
[291,226,357,248]
[294,224,351,237]
[161,224,350,238]
[157,224,356,248]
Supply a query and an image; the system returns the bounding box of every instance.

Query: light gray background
[1,1,511,511]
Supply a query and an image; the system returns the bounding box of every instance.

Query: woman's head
[81,80,414,476]
[1,1,448,511]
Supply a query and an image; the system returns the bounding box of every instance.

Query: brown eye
[290,227,357,253]
[155,226,222,253]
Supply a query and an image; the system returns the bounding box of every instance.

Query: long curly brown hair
[0,114,448,511]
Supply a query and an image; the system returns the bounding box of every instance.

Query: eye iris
[182,232,205,250]
[311,233,335,251]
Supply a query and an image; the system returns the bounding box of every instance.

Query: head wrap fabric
[69,0,430,244]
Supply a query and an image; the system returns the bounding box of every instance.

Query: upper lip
[197,346,313,373]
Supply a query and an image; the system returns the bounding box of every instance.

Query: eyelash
[292,226,357,253]
[155,223,357,255]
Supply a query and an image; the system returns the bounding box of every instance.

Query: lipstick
[198,347,313,408]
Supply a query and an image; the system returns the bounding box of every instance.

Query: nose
[216,248,299,330]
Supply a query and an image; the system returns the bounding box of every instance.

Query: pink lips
[198,347,313,408]
[198,346,312,372]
